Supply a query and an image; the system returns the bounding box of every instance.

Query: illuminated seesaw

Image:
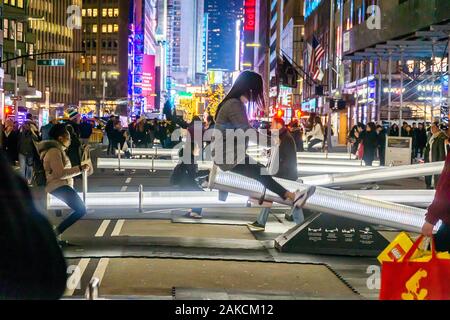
[97,158,379,174]
[119,147,376,165]
[207,169,440,233]
[47,189,434,214]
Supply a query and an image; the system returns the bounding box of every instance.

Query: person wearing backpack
[17,114,40,186]
[170,143,209,219]
[38,124,90,243]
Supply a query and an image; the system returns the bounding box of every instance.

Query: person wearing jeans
[38,124,90,244]
[307,116,325,152]
[248,117,307,232]
[212,71,314,208]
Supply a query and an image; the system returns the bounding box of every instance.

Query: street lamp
[11,16,45,122]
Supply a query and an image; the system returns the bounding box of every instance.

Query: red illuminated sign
[244,0,256,31]
[142,54,156,112]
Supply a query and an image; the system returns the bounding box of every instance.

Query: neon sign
[244,0,256,31]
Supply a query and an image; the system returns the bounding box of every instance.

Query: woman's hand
[421,221,435,237]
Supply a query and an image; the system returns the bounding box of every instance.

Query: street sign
[37,59,66,66]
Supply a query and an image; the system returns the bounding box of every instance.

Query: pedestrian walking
[18,114,40,185]
[105,115,116,155]
[1,119,19,166]
[424,122,447,189]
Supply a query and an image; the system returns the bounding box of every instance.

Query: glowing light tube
[96,158,378,174]
[301,161,445,187]
[47,189,434,211]
[208,170,438,233]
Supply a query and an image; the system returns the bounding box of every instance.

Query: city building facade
[2,0,37,122]
[28,0,82,119]
[302,0,450,145]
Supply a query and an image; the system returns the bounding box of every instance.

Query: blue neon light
[304,0,323,19]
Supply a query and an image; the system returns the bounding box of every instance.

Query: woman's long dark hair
[215,70,265,120]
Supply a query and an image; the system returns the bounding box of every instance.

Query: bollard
[115,143,125,172]
[85,277,100,300]
[82,169,88,204]
[138,184,144,213]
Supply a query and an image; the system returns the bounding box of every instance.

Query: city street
[28,146,428,300]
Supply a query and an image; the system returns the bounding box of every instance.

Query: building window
[4,19,8,39]
[102,24,107,33]
[113,24,118,33]
[102,8,108,17]
[92,24,98,33]
[17,0,23,8]
[93,8,98,17]
[92,56,97,64]
[87,8,92,17]
[82,9,86,17]
[16,22,23,42]
[107,55,112,64]
[28,43,34,59]
[114,8,119,17]
[108,8,113,17]
[27,70,33,87]
[108,24,113,33]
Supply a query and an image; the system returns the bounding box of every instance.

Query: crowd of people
[0,70,449,299]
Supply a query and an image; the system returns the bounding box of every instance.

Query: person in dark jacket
[422,151,450,252]
[17,114,40,185]
[360,122,378,166]
[248,117,304,231]
[0,151,67,299]
[79,117,93,146]
[424,122,447,189]
[105,115,116,155]
[40,117,57,141]
[416,122,428,159]
[170,143,209,219]
[376,125,386,166]
[400,121,408,137]
[290,120,304,152]
[389,123,400,136]
[359,122,379,190]
[110,119,131,157]
[1,118,19,165]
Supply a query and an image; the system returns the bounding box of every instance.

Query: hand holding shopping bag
[379,235,450,300]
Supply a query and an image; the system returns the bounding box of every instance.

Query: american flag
[307,35,325,82]
[312,36,325,65]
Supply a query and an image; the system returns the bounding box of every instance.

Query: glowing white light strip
[97,158,376,174]
[47,189,433,210]
[209,170,439,233]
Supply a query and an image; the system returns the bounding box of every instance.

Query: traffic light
[4,106,13,118]
[296,109,302,118]
[274,108,284,118]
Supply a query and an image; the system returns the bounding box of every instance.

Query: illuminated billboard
[244,0,256,31]
[142,54,156,112]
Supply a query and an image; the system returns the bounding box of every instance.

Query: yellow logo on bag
[401,269,428,300]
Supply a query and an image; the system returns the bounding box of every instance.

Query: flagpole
[326,0,335,152]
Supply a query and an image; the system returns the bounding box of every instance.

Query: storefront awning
[343,23,450,61]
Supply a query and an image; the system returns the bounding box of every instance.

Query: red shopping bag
[379,235,450,300]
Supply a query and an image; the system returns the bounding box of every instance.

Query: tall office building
[28,0,82,110]
[80,0,130,115]
[2,0,37,119]
[205,0,243,71]
[167,0,205,87]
